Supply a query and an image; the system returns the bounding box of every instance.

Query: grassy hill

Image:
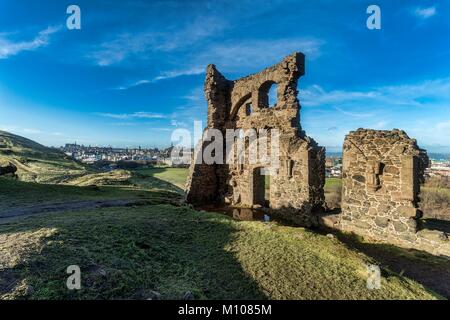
[1,203,441,300]
[0,132,448,300]
[1,168,449,300]
[0,131,86,183]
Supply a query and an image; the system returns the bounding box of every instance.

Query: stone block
[397,206,418,218]
[393,221,408,233]
[374,217,389,228]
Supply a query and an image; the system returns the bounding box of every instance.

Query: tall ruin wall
[186,52,326,226]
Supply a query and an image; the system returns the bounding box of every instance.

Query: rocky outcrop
[0,162,17,177]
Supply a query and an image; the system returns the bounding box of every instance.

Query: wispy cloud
[195,38,323,73]
[300,78,450,150]
[413,6,437,19]
[114,67,205,90]
[301,78,450,109]
[115,80,151,90]
[94,112,166,119]
[301,85,377,108]
[153,67,205,82]
[0,26,61,59]
[334,107,375,118]
[88,17,226,66]
[406,120,450,148]
[87,32,153,66]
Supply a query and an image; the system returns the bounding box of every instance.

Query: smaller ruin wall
[339,129,449,256]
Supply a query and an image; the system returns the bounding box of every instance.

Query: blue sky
[0,0,449,152]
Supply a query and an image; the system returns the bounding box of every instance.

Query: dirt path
[0,199,146,223]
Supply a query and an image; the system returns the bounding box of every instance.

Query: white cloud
[334,107,375,118]
[301,85,377,108]
[148,127,172,132]
[405,120,450,148]
[95,112,166,119]
[299,78,450,150]
[0,26,61,59]
[414,6,437,19]
[153,67,205,82]
[87,32,154,66]
[196,38,323,72]
[88,17,225,66]
[436,121,450,131]
[115,80,151,90]
[182,86,205,103]
[300,78,450,109]
[113,67,205,90]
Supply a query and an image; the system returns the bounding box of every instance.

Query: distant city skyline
[1,1,450,152]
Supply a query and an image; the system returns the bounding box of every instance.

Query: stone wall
[339,129,450,256]
[186,52,326,226]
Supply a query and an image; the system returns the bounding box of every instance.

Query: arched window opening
[258,81,278,108]
[268,84,278,107]
[245,102,253,116]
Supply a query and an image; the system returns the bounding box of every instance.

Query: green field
[325,178,342,188]
[135,167,189,190]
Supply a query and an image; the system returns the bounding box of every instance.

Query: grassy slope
[0,167,185,211]
[134,167,189,189]
[0,130,86,183]
[0,178,154,211]
[0,204,438,300]
[0,154,447,300]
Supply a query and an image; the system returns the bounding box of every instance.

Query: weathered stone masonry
[185,52,449,256]
[186,52,326,226]
[339,129,449,255]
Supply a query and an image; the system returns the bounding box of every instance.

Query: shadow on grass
[0,205,267,300]
[421,218,450,234]
[130,171,184,194]
[320,228,450,299]
[0,172,185,213]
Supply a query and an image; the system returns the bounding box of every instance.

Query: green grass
[135,167,189,189]
[0,177,156,211]
[422,186,450,199]
[0,154,447,300]
[0,205,439,300]
[325,178,342,188]
[0,167,189,211]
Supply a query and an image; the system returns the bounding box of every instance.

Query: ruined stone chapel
[185,52,450,256]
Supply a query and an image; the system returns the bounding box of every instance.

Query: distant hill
[0,130,87,183]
